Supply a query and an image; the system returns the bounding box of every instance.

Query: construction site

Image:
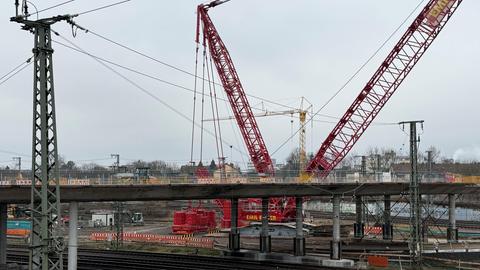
[0,0,479,269]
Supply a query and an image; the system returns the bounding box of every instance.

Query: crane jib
[427,0,456,27]
[306,0,463,177]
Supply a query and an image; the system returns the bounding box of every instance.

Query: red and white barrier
[365,226,383,235]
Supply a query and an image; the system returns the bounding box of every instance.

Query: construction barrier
[365,226,382,235]
[90,232,214,249]
[67,179,91,185]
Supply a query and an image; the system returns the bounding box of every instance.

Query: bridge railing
[0,172,451,186]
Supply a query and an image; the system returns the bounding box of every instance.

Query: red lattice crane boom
[197,0,274,175]
[306,0,463,176]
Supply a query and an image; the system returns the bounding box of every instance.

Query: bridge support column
[0,204,7,268]
[294,197,305,256]
[68,202,78,270]
[354,196,364,239]
[260,198,271,253]
[331,195,342,260]
[229,198,240,251]
[383,195,393,240]
[447,194,458,243]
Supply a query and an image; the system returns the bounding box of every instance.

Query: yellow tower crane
[205,97,312,180]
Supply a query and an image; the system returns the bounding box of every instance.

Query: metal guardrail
[0,175,450,186]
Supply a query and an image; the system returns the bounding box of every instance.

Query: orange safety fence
[90,232,214,249]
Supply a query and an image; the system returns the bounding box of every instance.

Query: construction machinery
[172,202,216,234]
[194,0,303,229]
[197,0,274,176]
[306,0,463,177]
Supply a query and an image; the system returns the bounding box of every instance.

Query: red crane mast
[197,0,274,175]
[306,0,463,176]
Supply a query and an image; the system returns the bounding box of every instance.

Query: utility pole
[10,2,76,269]
[399,120,424,267]
[111,154,120,172]
[361,156,367,178]
[13,157,21,180]
[424,150,433,243]
[353,155,367,179]
[113,202,124,250]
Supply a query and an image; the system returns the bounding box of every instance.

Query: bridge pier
[447,194,458,243]
[382,195,393,240]
[68,202,79,270]
[259,198,271,253]
[353,196,364,239]
[0,204,7,268]
[294,197,305,256]
[331,195,341,260]
[229,198,240,251]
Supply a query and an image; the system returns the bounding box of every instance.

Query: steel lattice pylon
[11,13,73,270]
[30,23,63,270]
[306,0,463,177]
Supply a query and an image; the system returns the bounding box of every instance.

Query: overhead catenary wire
[51,39,279,115]
[25,0,75,18]
[53,39,394,129]
[0,56,33,86]
[0,149,30,158]
[75,0,132,16]
[270,0,426,157]
[64,22,300,111]
[61,20,401,126]
[53,30,250,159]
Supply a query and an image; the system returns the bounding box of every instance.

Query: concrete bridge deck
[0,182,477,203]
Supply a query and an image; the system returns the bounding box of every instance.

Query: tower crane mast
[306,0,463,176]
[197,0,274,175]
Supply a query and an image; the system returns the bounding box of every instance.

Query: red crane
[197,0,274,175]
[306,0,463,176]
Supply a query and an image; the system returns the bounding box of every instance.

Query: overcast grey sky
[0,0,478,169]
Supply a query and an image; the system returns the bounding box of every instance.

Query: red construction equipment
[306,0,463,177]
[195,0,298,228]
[172,205,216,235]
[197,0,274,175]
[215,198,296,228]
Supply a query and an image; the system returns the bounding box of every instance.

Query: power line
[53,38,389,129]
[65,22,299,111]
[0,56,33,86]
[26,0,75,18]
[53,38,355,127]
[53,30,250,159]
[76,0,132,16]
[270,0,426,157]
[52,39,268,115]
[0,149,30,158]
[0,62,32,87]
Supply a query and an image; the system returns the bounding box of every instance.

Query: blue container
[7,219,32,230]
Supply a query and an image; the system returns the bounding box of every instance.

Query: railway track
[7,248,339,270]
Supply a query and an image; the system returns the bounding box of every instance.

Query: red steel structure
[197,0,274,175]
[306,0,463,176]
